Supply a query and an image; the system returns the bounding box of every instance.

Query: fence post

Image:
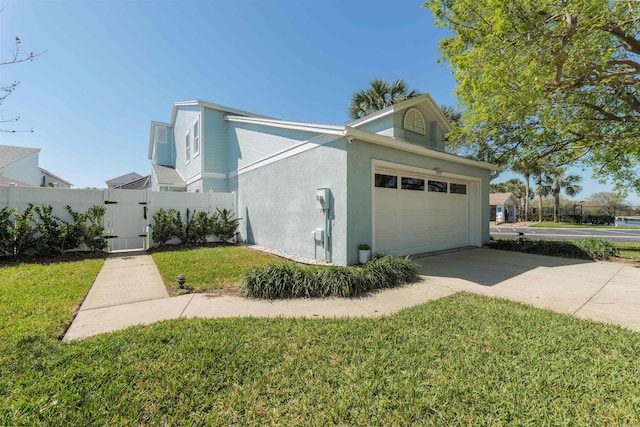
[8,183,17,210]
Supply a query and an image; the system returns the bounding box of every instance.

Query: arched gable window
[403,108,426,135]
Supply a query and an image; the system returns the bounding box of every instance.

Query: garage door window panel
[428,180,448,193]
[375,174,398,188]
[401,177,425,191]
[450,183,467,194]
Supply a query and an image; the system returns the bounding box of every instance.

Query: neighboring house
[148,94,499,265]
[40,168,72,188]
[490,192,518,223]
[0,144,71,188]
[106,172,144,188]
[113,175,150,190]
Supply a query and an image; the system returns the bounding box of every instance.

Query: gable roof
[152,164,186,188]
[106,172,144,187]
[148,100,273,159]
[0,144,40,168]
[490,192,518,206]
[149,97,498,173]
[347,93,452,134]
[113,175,150,190]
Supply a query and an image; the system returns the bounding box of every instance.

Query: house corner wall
[236,138,348,265]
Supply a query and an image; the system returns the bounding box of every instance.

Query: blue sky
[1,0,637,204]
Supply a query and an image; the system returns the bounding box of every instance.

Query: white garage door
[374,167,470,256]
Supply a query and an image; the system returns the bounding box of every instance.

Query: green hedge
[490,237,619,260]
[150,208,240,247]
[533,214,616,225]
[0,204,107,258]
[242,255,420,299]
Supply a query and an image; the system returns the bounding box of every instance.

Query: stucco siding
[237,138,348,265]
[228,123,319,171]
[346,139,491,264]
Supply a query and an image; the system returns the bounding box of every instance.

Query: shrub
[242,255,419,299]
[490,237,619,261]
[13,204,39,257]
[81,205,108,251]
[0,207,15,256]
[191,211,212,244]
[574,238,619,260]
[213,208,240,242]
[151,209,178,247]
[0,204,107,258]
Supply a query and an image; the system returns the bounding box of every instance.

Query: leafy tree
[542,168,583,223]
[349,78,420,120]
[586,192,629,216]
[424,0,640,196]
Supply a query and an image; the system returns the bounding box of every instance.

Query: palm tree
[349,78,420,120]
[438,104,463,126]
[544,168,583,223]
[512,158,542,222]
[534,173,550,223]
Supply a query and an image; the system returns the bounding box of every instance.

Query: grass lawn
[614,242,640,261]
[2,258,640,425]
[529,221,639,229]
[151,245,289,294]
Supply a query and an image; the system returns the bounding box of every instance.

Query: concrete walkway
[63,249,640,341]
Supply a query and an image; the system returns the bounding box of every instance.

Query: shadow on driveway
[413,247,594,287]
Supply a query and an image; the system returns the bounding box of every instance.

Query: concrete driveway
[414,248,640,331]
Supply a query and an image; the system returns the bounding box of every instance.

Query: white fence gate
[103,188,149,251]
[1,184,236,252]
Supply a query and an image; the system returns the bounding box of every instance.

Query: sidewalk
[63,249,640,341]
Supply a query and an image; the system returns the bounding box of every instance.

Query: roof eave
[345,127,499,172]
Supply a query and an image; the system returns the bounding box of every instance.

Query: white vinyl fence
[1,184,236,252]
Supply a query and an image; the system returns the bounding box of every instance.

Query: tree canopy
[424,0,640,196]
[349,78,420,120]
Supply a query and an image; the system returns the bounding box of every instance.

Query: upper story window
[403,108,426,135]
[185,129,190,164]
[193,119,200,157]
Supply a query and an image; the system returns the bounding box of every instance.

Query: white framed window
[193,119,200,157]
[185,129,190,164]
[403,108,426,135]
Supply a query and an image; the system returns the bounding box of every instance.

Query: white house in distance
[0,144,71,188]
[148,95,499,265]
[490,192,518,223]
[105,172,150,190]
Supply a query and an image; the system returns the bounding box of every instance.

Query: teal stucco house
[148,94,498,265]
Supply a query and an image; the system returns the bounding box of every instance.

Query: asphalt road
[490,226,640,243]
